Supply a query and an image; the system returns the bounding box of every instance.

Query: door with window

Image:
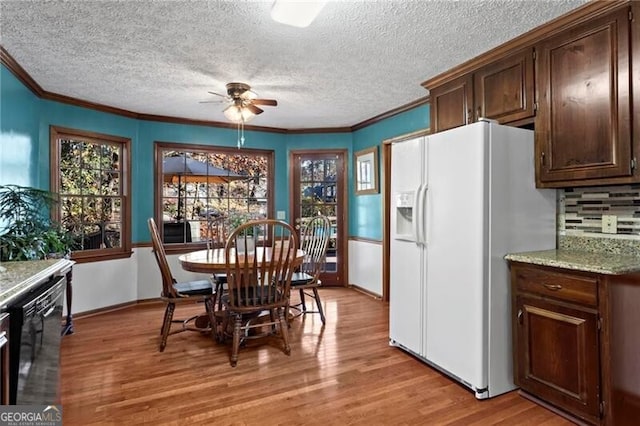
[290,150,347,287]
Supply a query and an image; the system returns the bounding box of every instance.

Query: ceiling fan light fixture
[223,104,255,123]
[270,0,326,28]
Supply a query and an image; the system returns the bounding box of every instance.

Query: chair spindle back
[148,217,178,298]
[224,219,298,311]
[299,215,332,280]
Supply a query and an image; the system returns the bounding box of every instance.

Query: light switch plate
[602,214,617,234]
[276,210,286,220]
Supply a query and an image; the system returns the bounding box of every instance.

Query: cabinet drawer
[514,266,597,306]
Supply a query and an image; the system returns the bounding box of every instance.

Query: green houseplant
[0,184,73,261]
[228,211,254,235]
[227,211,263,253]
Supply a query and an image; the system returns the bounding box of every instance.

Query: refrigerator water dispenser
[395,191,414,239]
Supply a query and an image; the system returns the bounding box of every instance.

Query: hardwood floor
[61,288,571,425]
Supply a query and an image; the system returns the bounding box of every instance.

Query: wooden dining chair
[147,217,217,352]
[206,214,231,310]
[220,219,299,367]
[289,215,331,324]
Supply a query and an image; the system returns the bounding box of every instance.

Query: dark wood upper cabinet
[423,1,639,188]
[429,74,473,133]
[535,7,636,187]
[473,47,535,124]
[429,48,535,134]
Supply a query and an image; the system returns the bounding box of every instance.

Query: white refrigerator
[389,120,556,399]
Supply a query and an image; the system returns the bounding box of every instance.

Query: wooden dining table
[178,247,306,331]
[178,247,306,274]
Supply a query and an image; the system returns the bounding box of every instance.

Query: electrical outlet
[602,214,617,234]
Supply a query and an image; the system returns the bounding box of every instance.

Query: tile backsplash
[559,184,640,240]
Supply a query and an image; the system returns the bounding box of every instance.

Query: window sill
[162,242,208,255]
[71,250,134,264]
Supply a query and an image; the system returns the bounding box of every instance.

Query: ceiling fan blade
[252,99,278,107]
[199,100,226,104]
[246,104,264,115]
[207,91,228,98]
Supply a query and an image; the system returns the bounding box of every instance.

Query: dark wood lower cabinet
[515,296,600,423]
[0,313,8,405]
[603,274,640,426]
[510,263,640,426]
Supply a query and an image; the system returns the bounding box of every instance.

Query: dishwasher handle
[33,277,65,318]
[40,305,57,319]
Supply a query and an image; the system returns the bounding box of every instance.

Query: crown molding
[286,126,353,134]
[1,45,427,135]
[0,45,44,97]
[351,96,430,131]
[136,112,288,134]
[42,90,140,119]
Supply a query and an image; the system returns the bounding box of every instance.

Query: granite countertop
[0,259,74,308]
[505,249,640,275]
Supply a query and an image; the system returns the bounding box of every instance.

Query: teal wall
[350,105,430,240]
[0,66,41,186]
[1,64,429,243]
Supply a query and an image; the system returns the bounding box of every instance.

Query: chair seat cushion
[173,279,213,296]
[290,272,314,286]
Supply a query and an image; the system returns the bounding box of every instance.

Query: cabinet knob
[540,152,546,166]
[467,109,473,124]
[517,309,523,324]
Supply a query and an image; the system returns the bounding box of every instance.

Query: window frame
[50,125,132,263]
[154,141,275,254]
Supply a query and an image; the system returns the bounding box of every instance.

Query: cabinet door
[536,8,632,185]
[429,74,473,133]
[474,47,534,124]
[514,295,600,421]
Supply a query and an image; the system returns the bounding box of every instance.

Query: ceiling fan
[203,82,278,123]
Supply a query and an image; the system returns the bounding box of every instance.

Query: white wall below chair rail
[70,251,138,314]
[136,246,207,301]
[70,247,222,315]
[348,239,382,297]
[71,242,384,316]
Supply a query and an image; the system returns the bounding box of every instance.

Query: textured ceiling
[0,0,589,130]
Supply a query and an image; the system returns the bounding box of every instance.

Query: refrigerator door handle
[418,184,428,245]
[421,185,429,244]
[415,184,428,245]
[412,184,422,243]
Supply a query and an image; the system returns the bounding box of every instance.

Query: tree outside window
[155,142,274,248]
[50,126,131,263]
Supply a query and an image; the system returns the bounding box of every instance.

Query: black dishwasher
[7,275,65,405]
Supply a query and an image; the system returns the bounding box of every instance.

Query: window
[154,142,274,250]
[50,126,131,262]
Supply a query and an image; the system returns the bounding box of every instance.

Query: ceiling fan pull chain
[237,121,241,149]
[240,119,245,148]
